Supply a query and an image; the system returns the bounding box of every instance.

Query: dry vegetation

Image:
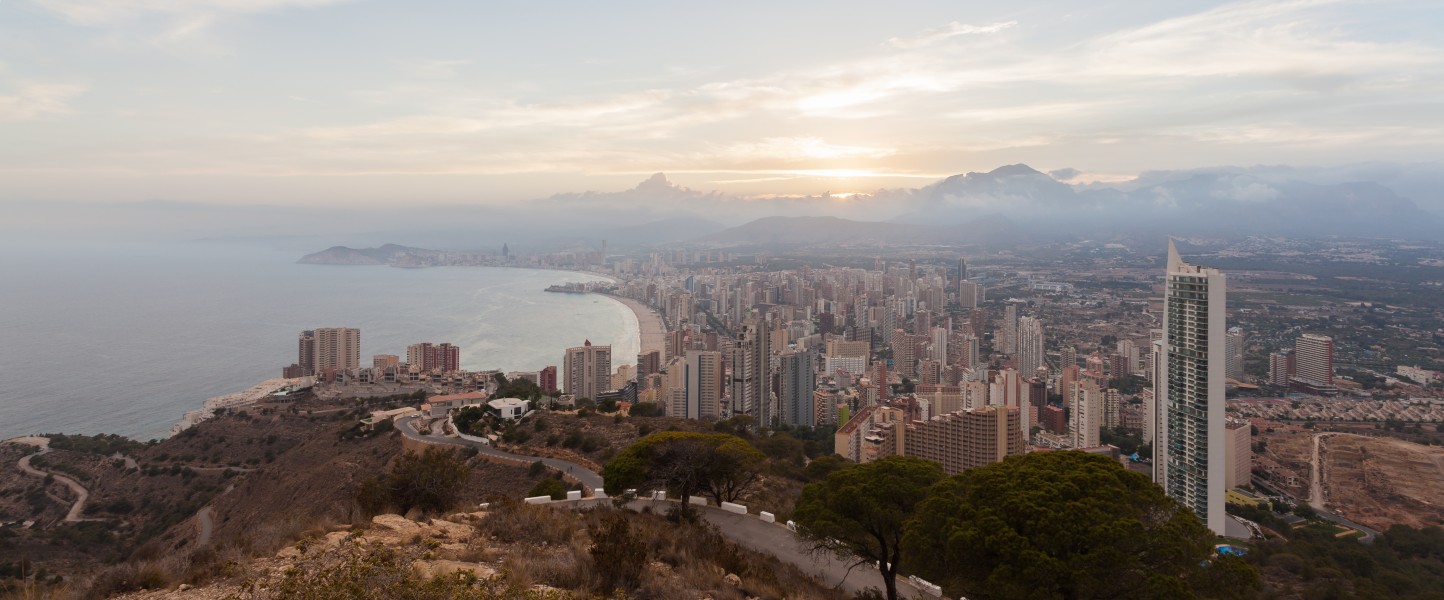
[93,502,849,600]
[0,393,566,599]
[1322,435,1444,530]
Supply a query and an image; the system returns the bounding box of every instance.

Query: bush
[354,448,470,517]
[591,513,646,593]
[528,478,567,501]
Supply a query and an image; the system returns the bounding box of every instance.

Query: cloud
[1048,168,1080,181]
[1080,0,1440,81]
[712,137,896,162]
[887,21,1017,49]
[0,82,85,121]
[28,0,353,25]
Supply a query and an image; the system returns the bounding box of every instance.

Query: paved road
[556,498,922,598]
[9,437,92,522]
[197,507,214,546]
[396,416,605,492]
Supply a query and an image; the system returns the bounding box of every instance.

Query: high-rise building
[779,349,817,427]
[1060,346,1078,371]
[1225,417,1252,490]
[373,354,400,369]
[637,351,662,379]
[563,340,612,401]
[958,281,984,309]
[730,319,772,425]
[306,328,360,375]
[1225,327,1246,380]
[1017,316,1045,376]
[298,330,316,375]
[1295,334,1334,386]
[539,365,558,394]
[878,405,1023,475]
[673,351,722,420]
[1069,380,1103,449]
[1000,303,1020,355]
[1153,240,1227,536]
[406,342,460,373]
[1104,388,1122,430]
[1268,350,1294,387]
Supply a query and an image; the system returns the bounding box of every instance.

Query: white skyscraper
[1017,316,1045,376]
[1153,240,1227,536]
[1069,380,1103,449]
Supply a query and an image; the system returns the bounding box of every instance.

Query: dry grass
[473,502,847,600]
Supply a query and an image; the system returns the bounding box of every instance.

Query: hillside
[297,243,444,266]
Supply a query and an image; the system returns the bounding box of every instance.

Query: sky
[1,0,1442,208]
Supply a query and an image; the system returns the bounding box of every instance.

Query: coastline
[608,295,667,357]
[169,378,310,437]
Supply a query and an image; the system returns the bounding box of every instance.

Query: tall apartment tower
[297,330,316,375]
[563,340,612,401]
[1000,303,1020,355]
[1224,327,1246,380]
[306,328,360,375]
[1268,350,1295,386]
[1153,240,1227,536]
[1069,380,1103,449]
[676,350,722,420]
[1017,316,1045,376]
[779,349,818,427]
[1294,334,1334,386]
[730,320,772,426]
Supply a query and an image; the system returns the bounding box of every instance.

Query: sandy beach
[611,295,667,356]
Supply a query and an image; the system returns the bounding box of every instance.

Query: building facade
[1152,240,1227,536]
[563,340,612,402]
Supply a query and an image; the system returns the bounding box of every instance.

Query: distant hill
[886,163,1444,241]
[298,244,442,266]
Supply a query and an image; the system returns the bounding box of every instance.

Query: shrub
[591,513,646,593]
[528,478,567,501]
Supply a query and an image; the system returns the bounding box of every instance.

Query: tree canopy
[601,431,765,515]
[792,456,945,600]
[902,451,1244,600]
[356,447,471,517]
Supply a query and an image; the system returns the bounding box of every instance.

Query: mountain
[298,244,443,266]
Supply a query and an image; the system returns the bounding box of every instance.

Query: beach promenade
[612,295,666,356]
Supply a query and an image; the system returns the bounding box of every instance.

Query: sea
[0,240,639,442]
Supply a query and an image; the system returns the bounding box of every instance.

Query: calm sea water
[0,241,637,441]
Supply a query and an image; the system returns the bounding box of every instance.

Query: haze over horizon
[3,0,1443,217]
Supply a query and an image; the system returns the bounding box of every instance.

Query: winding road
[396,415,604,492]
[8,437,92,522]
[557,497,923,598]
